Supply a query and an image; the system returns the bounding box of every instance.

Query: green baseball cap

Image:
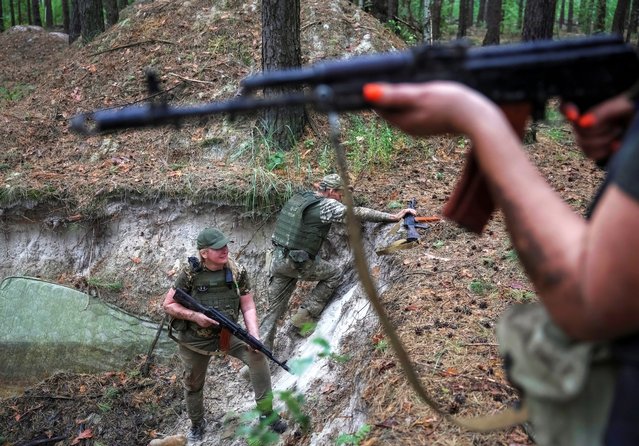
[320,174,344,190]
[196,227,229,250]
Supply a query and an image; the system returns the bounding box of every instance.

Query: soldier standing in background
[163,227,287,442]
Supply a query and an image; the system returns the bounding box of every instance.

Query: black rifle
[71,35,639,134]
[403,198,430,242]
[172,287,290,373]
[70,35,639,233]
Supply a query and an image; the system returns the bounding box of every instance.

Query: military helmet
[320,174,344,190]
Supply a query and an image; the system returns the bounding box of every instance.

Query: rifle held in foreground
[173,287,290,373]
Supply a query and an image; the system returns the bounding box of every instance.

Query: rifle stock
[172,288,291,373]
[70,35,639,233]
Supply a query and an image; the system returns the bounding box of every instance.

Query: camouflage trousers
[177,335,274,424]
[260,247,342,349]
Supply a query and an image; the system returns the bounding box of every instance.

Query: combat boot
[260,413,288,434]
[290,308,314,329]
[187,418,207,442]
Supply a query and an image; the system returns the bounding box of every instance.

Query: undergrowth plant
[235,336,349,445]
[344,115,403,174]
[336,423,371,446]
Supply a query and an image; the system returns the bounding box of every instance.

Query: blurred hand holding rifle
[70,35,639,234]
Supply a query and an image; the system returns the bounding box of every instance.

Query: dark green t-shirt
[612,113,639,201]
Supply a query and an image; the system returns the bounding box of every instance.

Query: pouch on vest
[497,303,617,446]
[288,249,311,263]
[169,316,188,332]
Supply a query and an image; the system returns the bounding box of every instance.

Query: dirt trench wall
[0,200,375,305]
[1,201,278,300]
[1,199,402,443]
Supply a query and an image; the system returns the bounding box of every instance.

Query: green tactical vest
[186,266,240,332]
[272,191,332,256]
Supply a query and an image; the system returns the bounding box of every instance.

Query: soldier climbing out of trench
[260,173,416,350]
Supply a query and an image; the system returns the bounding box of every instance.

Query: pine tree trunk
[44,0,53,28]
[79,0,104,43]
[482,0,502,45]
[62,0,70,33]
[594,0,606,33]
[31,0,42,26]
[612,0,630,35]
[104,0,118,26]
[261,0,305,151]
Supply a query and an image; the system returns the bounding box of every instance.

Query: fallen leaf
[71,428,93,445]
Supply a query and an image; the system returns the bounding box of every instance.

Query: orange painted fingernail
[578,113,597,128]
[363,84,384,102]
[563,104,579,122]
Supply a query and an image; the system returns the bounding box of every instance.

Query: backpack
[496,303,617,446]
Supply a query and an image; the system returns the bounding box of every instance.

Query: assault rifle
[404,198,430,243]
[70,34,639,233]
[172,287,291,373]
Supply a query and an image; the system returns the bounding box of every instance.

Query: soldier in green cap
[163,227,287,442]
[260,174,416,348]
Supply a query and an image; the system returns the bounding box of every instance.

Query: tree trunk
[594,0,606,33]
[10,0,16,27]
[431,0,441,41]
[388,0,398,20]
[522,0,557,143]
[423,0,432,43]
[69,0,81,42]
[261,0,305,151]
[62,0,70,33]
[567,0,574,32]
[18,0,22,24]
[626,0,639,41]
[477,0,486,25]
[457,0,469,38]
[558,0,565,29]
[31,0,42,26]
[118,0,127,10]
[467,0,474,29]
[612,0,630,36]
[27,0,32,25]
[522,0,556,41]
[44,0,53,28]
[79,0,104,43]
[482,0,502,45]
[104,0,118,26]
[369,0,389,22]
[516,0,523,30]
[1,1,4,32]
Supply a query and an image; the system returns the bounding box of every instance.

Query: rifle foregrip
[444,103,531,234]
[443,153,494,234]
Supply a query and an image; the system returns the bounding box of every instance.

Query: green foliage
[468,279,493,295]
[266,151,286,171]
[235,336,347,444]
[509,289,536,303]
[336,424,372,446]
[374,337,388,352]
[385,19,418,44]
[0,84,34,103]
[504,249,519,262]
[344,116,401,175]
[87,277,124,293]
[236,409,280,446]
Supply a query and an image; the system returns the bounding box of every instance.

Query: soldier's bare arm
[162,288,217,327]
[369,81,639,341]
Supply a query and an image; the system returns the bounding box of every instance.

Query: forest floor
[0,1,604,445]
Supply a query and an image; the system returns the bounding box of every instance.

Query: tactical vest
[272,191,332,256]
[186,266,240,332]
